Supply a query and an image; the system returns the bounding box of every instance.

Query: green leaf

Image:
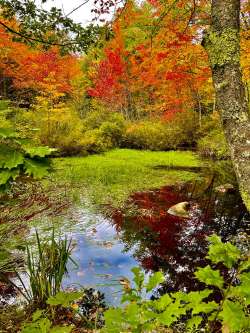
[157,299,186,326]
[0,169,19,185]
[195,265,224,289]
[103,308,124,332]
[32,310,44,321]
[0,145,22,168]
[47,291,83,307]
[21,318,51,333]
[3,151,24,169]
[207,235,241,268]
[192,301,218,315]
[152,294,172,311]
[185,290,217,315]
[146,271,165,292]
[230,272,250,305]
[131,267,144,290]
[239,257,250,273]
[38,318,51,333]
[24,146,56,158]
[21,325,40,333]
[126,303,140,324]
[186,315,203,329]
[186,289,212,306]
[24,158,50,179]
[219,300,248,332]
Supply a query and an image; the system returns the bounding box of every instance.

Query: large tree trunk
[203,0,250,211]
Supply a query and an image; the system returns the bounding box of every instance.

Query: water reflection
[110,181,250,293]
[63,209,138,304]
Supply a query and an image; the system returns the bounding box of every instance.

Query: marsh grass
[16,230,77,307]
[52,149,202,207]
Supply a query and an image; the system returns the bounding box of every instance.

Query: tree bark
[203,0,250,210]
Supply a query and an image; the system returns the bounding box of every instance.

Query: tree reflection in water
[111,182,250,293]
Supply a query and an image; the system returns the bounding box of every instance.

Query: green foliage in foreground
[21,308,74,333]
[3,234,249,333]
[52,149,201,206]
[0,127,55,191]
[102,235,250,333]
[21,291,84,333]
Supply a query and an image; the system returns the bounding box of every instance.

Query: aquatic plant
[16,230,77,308]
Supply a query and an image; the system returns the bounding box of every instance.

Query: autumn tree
[86,0,212,120]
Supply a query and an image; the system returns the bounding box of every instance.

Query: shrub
[169,109,200,147]
[80,128,113,153]
[197,128,230,159]
[80,110,126,153]
[0,100,13,128]
[123,110,200,151]
[99,121,125,146]
[124,121,172,150]
[82,108,126,131]
[15,97,86,156]
[196,111,230,159]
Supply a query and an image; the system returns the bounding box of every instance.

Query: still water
[61,179,250,304]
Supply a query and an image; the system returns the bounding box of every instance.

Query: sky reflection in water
[63,181,250,304]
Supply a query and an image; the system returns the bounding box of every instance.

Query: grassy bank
[52,149,202,207]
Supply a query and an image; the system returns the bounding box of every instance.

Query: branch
[66,0,91,17]
[0,20,79,46]
[183,0,197,33]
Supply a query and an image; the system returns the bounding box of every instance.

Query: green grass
[51,149,202,207]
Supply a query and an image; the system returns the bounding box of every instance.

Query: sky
[36,0,116,26]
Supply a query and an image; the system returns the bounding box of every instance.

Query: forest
[0,0,249,332]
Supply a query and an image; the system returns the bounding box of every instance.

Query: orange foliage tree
[0,18,81,100]
[86,0,213,119]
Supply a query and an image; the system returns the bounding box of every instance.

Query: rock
[167,201,191,218]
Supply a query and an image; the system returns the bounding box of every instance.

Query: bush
[15,98,86,156]
[124,111,199,151]
[197,113,230,159]
[124,121,172,150]
[80,128,113,153]
[80,109,126,153]
[197,128,230,159]
[170,110,200,147]
[82,109,126,130]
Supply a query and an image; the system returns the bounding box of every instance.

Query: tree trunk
[203,0,250,211]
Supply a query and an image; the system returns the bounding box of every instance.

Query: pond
[1,152,250,306]
[60,180,249,304]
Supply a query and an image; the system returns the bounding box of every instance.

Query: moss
[241,189,250,212]
[204,28,240,68]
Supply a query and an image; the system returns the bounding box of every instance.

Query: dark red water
[111,181,250,293]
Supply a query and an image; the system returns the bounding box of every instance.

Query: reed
[16,229,77,307]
